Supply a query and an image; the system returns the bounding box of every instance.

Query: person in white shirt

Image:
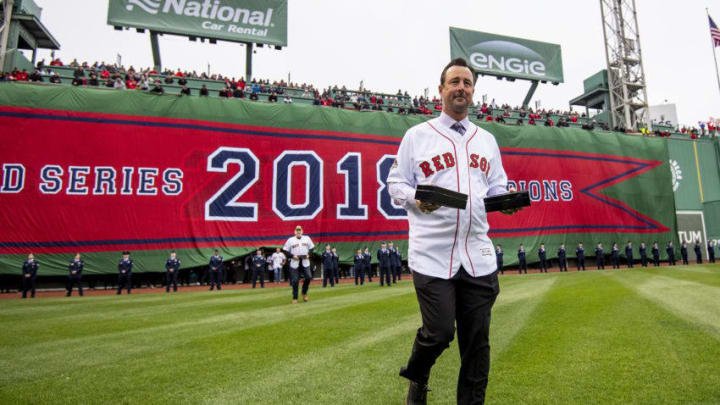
[388,58,522,405]
[282,225,315,303]
[270,248,286,284]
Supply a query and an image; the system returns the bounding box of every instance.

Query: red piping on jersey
[464,127,479,276]
[427,121,460,278]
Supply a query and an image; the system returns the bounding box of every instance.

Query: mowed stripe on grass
[1,266,719,404]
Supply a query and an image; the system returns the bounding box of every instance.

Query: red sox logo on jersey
[419,152,490,178]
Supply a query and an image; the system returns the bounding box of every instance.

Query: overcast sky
[29,0,720,125]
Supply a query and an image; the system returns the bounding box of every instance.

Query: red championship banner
[0,107,670,257]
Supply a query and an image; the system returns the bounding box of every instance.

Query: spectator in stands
[495,115,506,124]
[199,84,209,97]
[249,91,259,101]
[104,79,114,88]
[398,105,406,114]
[164,74,174,84]
[50,58,63,66]
[284,94,293,104]
[516,118,524,125]
[313,94,321,105]
[112,77,125,89]
[485,115,494,122]
[180,85,191,96]
[232,87,244,98]
[88,73,99,86]
[72,76,84,86]
[528,116,536,125]
[15,69,28,81]
[126,78,137,90]
[29,70,43,82]
[150,82,164,95]
[544,117,554,127]
[178,77,188,86]
[219,87,230,98]
[268,92,278,103]
[73,66,85,80]
[0,72,6,82]
[137,75,149,90]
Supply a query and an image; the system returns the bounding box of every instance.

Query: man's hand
[500,185,524,215]
[416,199,441,214]
[72,271,76,275]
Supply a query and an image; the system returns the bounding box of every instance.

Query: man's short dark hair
[440,58,474,85]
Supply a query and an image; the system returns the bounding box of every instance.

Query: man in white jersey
[282,225,315,303]
[271,247,286,284]
[387,58,521,405]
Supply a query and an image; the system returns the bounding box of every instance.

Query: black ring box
[483,191,531,212]
[415,185,468,210]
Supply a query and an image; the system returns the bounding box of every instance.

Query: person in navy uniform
[611,243,620,269]
[558,244,567,272]
[67,253,84,297]
[117,251,133,295]
[708,241,716,263]
[651,242,660,267]
[209,249,223,291]
[666,242,676,266]
[517,244,527,274]
[332,247,340,283]
[495,245,504,275]
[639,242,648,267]
[165,251,181,293]
[390,242,403,282]
[322,245,335,288]
[251,249,266,289]
[363,247,373,282]
[625,241,634,268]
[595,243,604,270]
[377,242,392,286]
[680,242,689,265]
[576,242,585,271]
[21,253,39,299]
[388,241,399,283]
[537,243,547,273]
[354,249,366,285]
[694,241,702,264]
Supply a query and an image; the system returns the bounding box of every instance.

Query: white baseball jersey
[387,112,508,279]
[271,252,285,269]
[282,235,315,269]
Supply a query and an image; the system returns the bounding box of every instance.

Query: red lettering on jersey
[469,153,479,168]
[442,152,455,168]
[479,157,488,172]
[432,155,445,171]
[419,161,434,177]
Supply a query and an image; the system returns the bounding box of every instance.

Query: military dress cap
[122,251,130,255]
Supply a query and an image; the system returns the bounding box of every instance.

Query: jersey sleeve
[387,129,418,208]
[282,237,292,253]
[486,135,509,197]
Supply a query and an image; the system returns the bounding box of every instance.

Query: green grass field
[1,266,719,404]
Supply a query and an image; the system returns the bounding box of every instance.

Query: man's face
[170,253,176,259]
[295,229,302,238]
[276,248,281,253]
[75,254,81,260]
[123,254,129,260]
[439,66,474,115]
[256,250,262,256]
[28,254,34,261]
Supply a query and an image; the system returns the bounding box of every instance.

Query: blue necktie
[451,122,466,135]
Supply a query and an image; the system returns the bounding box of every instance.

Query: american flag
[710,16,720,47]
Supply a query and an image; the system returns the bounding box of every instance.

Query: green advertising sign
[449,27,564,83]
[107,0,287,46]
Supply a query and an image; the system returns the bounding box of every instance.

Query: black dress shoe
[405,380,430,405]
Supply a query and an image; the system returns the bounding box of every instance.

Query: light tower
[599,0,650,131]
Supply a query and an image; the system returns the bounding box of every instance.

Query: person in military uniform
[390,242,403,282]
[708,241,716,263]
[354,249,365,285]
[332,247,340,283]
[558,244,567,272]
[595,243,604,270]
[666,242,676,266]
[680,242,688,265]
[625,241,634,268]
[377,242,392,286]
[538,243,547,273]
[165,251,181,293]
[117,251,133,295]
[66,253,84,297]
[363,247,373,282]
[611,243,620,269]
[21,253,39,299]
[322,245,335,288]
[388,241,399,283]
[639,242,648,267]
[651,242,660,267]
[209,249,223,291]
[495,244,504,275]
[576,242,585,271]
[694,241,702,264]
[517,244,527,274]
[251,249,266,289]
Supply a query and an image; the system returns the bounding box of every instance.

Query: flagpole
[709,8,720,95]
